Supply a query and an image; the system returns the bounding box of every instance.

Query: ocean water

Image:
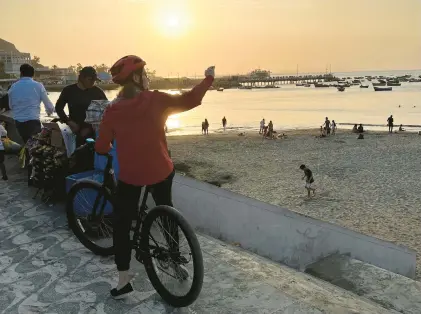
[45,71,421,135]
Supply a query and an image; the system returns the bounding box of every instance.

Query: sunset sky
[1,0,420,75]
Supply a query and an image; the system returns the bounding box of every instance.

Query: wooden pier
[238,74,337,87]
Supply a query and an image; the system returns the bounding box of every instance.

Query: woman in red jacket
[95,55,214,298]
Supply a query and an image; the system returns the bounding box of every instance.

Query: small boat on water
[314,83,330,88]
[337,86,345,92]
[387,81,401,86]
[217,87,224,92]
[372,81,387,87]
[304,84,311,87]
[360,85,369,88]
[374,86,392,92]
[296,83,304,86]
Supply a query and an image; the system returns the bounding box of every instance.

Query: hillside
[0,38,20,53]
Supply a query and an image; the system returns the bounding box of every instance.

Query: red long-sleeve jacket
[95,76,213,186]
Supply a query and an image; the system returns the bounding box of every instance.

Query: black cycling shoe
[110,283,134,299]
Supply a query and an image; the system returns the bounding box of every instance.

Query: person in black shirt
[55,66,107,146]
[300,164,315,197]
[387,115,394,133]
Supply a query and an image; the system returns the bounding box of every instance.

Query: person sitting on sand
[319,126,327,138]
[263,125,268,137]
[260,118,265,134]
[352,124,358,133]
[277,133,287,139]
[399,124,405,131]
[300,164,315,197]
[357,124,364,133]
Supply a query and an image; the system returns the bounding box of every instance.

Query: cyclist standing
[95,55,215,298]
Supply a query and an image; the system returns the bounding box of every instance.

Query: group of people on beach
[259,118,276,138]
[352,124,364,134]
[201,116,228,134]
[319,117,337,137]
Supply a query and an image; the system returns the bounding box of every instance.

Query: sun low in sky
[1,0,420,75]
[156,8,190,37]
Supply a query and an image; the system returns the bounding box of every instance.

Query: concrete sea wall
[170,174,416,278]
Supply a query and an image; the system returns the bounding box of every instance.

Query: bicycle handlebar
[84,138,110,157]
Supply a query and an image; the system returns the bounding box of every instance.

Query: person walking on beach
[222,116,227,131]
[8,64,55,185]
[260,118,265,134]
[268,120,274,138]
[0,122,8,180]
[300,164,315,197]
[387,115,394,133]
[323,117,331,135]
[204,118,209,135]
[331,120,337,135]
[95,55,215,298]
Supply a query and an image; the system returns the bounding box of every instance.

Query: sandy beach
[168,129,421,277]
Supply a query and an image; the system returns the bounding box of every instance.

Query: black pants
[15,120,42,182]
[114,170,175,271]
[15,120,42,143]
[0,151,6,178]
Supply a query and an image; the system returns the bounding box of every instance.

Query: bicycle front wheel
[66,180,115,256]
[141,205,203,308]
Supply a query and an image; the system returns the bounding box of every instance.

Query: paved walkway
[0,157,395,313]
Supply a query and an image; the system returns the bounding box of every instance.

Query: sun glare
[155,7,190,37]
[167,16,180,28]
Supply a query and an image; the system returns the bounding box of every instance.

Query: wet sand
[168,129,421,277]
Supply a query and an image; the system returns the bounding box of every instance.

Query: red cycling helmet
[110,55,146,85]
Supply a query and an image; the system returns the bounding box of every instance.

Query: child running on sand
[300,164,315,197]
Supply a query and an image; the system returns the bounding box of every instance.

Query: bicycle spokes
[147,216,194,294]
[73,187,114,248]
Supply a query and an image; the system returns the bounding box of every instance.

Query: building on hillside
[0,50,31,76]
[35,67,76,84]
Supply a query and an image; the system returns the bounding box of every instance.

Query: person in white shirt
[260,118,265,134]
[0,122,8,180]
[8,64,54,185]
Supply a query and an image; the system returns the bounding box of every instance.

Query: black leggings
[114,170,175,271]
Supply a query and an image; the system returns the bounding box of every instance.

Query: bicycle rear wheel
[141,205,203,308]
[66,180,115,256]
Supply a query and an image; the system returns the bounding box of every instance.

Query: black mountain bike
[66,139,203,307]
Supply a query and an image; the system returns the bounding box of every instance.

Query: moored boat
[314,83,330,88]
[337,86,345,92]
[360,85,369,88]
[374,86,392,91]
